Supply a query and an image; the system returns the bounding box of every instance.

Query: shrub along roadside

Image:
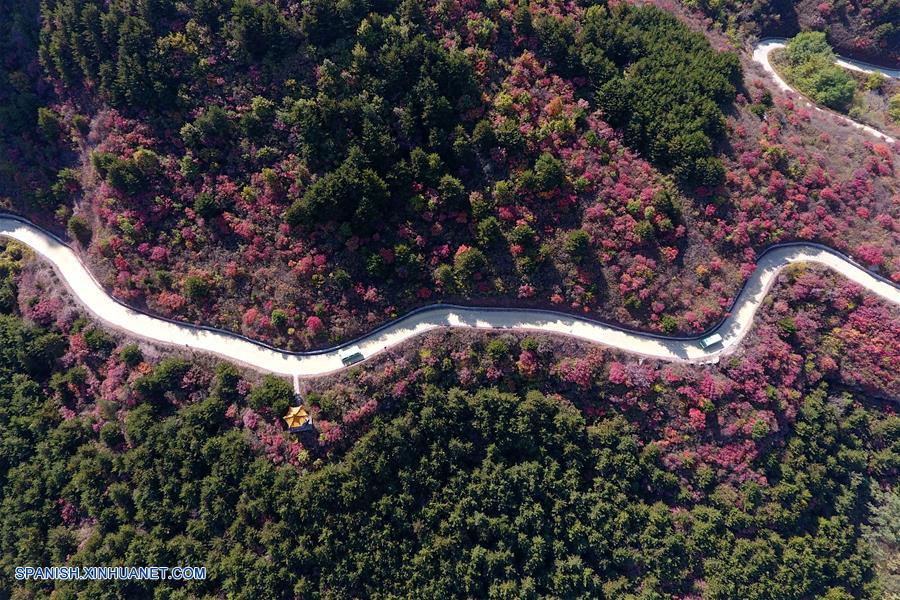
[780,31,857,112]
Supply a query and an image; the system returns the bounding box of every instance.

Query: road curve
[752,38,897,143]
[2,215,898,376]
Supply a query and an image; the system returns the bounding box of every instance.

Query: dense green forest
[1,298,898,597]
[1,1,900,596]
[0,0,71,209]
[572,5,740,185]
[32,0,737,221]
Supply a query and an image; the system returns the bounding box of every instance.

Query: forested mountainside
[687,0,899,67]
[2,239,899,597]
[1,2,899,595]
[1,0,896,350]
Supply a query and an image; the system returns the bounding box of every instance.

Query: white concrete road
[2,216,898,376]
[2,40,899,377]
[752,38,898,143]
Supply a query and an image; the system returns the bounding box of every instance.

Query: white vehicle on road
[338,346,365,366]
[698,333,723,350]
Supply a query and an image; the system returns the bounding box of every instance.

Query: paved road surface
[2,216,898,376]
[2,40,898,376]
[752,38,897,143]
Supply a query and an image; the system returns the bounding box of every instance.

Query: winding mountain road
[2,215,898,377]
[1,40,898,376]
[752,38,898,143]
